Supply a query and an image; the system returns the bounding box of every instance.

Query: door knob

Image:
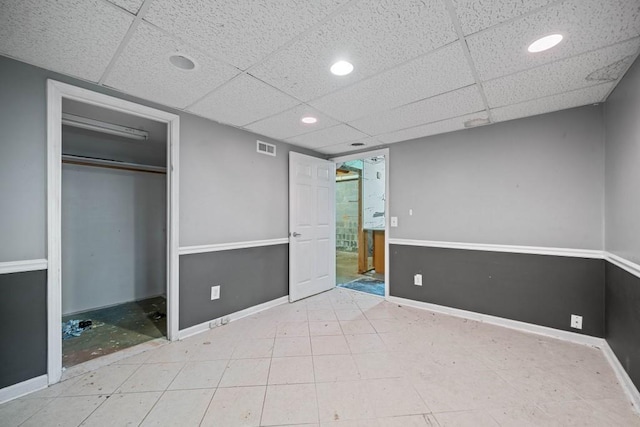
[292,232,301,237]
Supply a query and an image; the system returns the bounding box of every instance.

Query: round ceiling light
[301,116,318,124]
[528,34,563,53]
[169,54,196,70]
[330,60,354,76]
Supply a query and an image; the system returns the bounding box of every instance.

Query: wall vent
[257,140,276,157]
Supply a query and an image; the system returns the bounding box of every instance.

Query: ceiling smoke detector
[528,34,563,53]
[169,54,196,70]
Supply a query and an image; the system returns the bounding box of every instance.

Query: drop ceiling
[1,0,639,155]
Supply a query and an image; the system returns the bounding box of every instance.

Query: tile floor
[2,288,639,426]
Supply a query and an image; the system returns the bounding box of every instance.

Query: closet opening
[60,99,168,368]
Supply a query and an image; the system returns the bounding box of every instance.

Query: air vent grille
[257,140,276,157]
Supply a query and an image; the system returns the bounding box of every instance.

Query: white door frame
[330,148,390,297]
[46,80,180,384]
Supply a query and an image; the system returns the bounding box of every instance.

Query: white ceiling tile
[0,0,133,82]
[376,112,489,144]
[286,125,368,149]
[244,104,340,140]
[107,0,144,14]
[104,22,240,109]
[317,138,382,155]
[467,0,640,81]
[250,0,457,101]
[491,83,615,123]
[484,38,640,108]
[310,42,475,122]
[188,74,299,127]
[349,85,485,136]
[144,0,348,70]
[451,0,555,36]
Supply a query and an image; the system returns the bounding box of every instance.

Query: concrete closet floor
[62,296,167,368]
[2,288,638,426]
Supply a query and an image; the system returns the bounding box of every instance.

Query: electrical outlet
[211,285,220,300]
[391,216,398,227]
[570,314,583,330]
[414,274,422,286]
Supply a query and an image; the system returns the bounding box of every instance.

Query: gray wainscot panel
[179,244,288,329]
[605,262,640,390]
[389,245,605,337]
[0,270,48,389]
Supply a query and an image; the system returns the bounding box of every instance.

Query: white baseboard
[386,296,605,347]
[0,375,48,404]
[178,295,289,340]
[602,342,640,413]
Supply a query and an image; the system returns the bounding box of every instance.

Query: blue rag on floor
[62,320,84,340]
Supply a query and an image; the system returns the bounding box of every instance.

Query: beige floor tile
[200,386,265,427]
[434,409,500,426]
[495,367,581,404]
[261,384,319,425]
[375,414,438,426]
[113,350,152,365]
[80,392,161,426]
[353,353,406,379]
[140,389,214,426]
[334,309,366,321]
[168,360,227,390]
[583,398,640,426]
[144,341,194,363]
[316,380,374,422]
[345,334,387,354]
[369,319,405,334]
[274,336,312,357]
[309,321,343,336]
[311,335,350,355]
[231,338,274,359]
[365,378,429,418]
[269,356,315,385]
[61,364,138,396]
[21,396,106,427]
[117,362,183,393]
[219,358,270,387]
[308,309,338,322]
[277,321,310,337]
[537,399,618,427]
[313,354,361,383]
[550,363,627,400]
[0,397,52,427]
[487,404,556,426]
[188,340,235,361]
[339,320,376,335]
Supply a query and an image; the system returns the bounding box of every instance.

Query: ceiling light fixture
[528,34,563,53]
[169,54,196,70]
[330,60,354,76]
[62,113,149,141]
[301,116,318,124]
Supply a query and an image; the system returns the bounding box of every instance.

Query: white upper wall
[605,58,640,265]
[389,105,605,250]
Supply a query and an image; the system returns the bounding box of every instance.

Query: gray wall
[389,106,605,250]
[62,164,166,315]
[0,271,47,389]
[605,58,640,265]
[390,245,605,337]
[179,244,288,329]
[604,56,640,391]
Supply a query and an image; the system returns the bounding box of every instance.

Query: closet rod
[61,154,167,175]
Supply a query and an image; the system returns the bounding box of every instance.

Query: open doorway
[60,99,168,368]
[335,155,386,297]
[47,80,180,384]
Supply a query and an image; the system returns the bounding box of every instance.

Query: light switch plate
[211,285,220,300]
[414,274,422,286]
[391,216,398,227]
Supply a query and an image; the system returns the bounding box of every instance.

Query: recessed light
[169,54,196,70]
[464,118,491,128]
[351,142,365,147]
[330,60,354,76]
[528,34,563,53]
[301,116,317,124]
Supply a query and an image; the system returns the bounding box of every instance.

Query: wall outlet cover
[211,285,221,300]
[570,314,583,329]
[414,273,422,286]
[391,216,398,227]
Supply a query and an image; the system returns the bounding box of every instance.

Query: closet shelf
[61,154,166,174]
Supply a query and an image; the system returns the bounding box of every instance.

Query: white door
[289,152,336,302]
